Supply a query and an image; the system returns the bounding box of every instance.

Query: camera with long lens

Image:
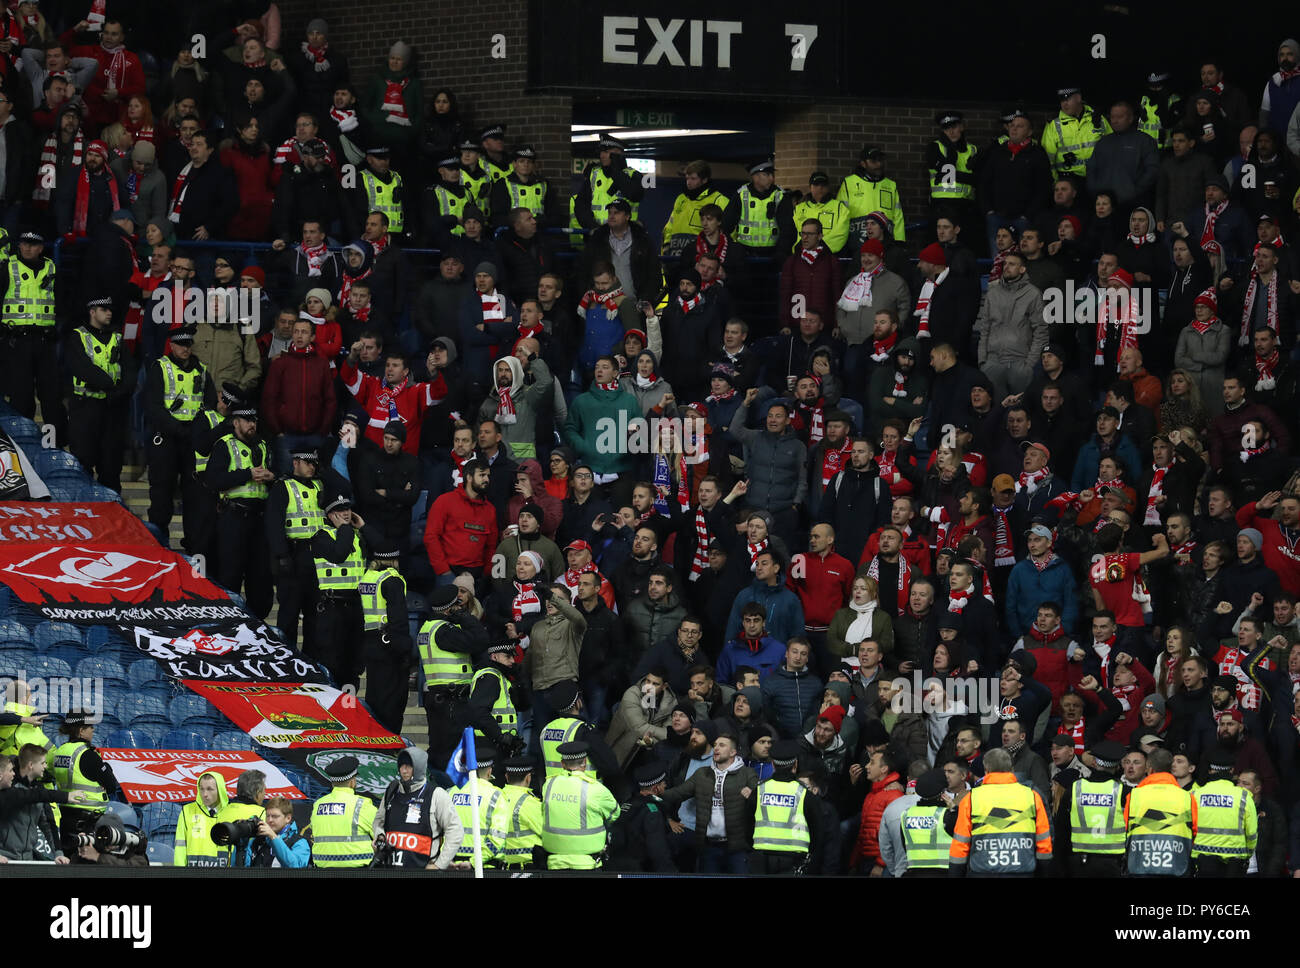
[211,818,260,846]
[76,832,95,848]
[93,824,141,853]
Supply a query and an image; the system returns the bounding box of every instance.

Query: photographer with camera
[246,796,311,868]
[75,802,148,867]
[0,749,91,863]
[210,770,268,868]
[373,747,462,869]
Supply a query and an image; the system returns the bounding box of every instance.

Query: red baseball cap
[564,540,592,553]
[1020,440,1051,461]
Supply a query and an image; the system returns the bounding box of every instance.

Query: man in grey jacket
[477,352,553,460]
[110,141,168,230]
[835,239,912,389]
[975,252,1047,398]
[731,387,808,546]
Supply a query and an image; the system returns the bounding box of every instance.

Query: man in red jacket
[851,748,904,875]
[262,318,337,474]
[340,340,446,454]
[62,19,145,130]
[788,523,854,675]
[778,218,840,332]
[1236,490,1300,597]
[424,459,498,586]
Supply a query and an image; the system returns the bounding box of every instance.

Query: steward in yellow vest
[749,740,816,875]
[418,585,491,765]
[266,448,323,649]
[0,682,52,757]
[206,399,274,616]
[540,741,620,869]
[1124,752,1196,877]
[899,769,953,878]
[309,755,376,868]
[949,749,1051,876]
[64,295,134,492]
[573,134,646,232]
[357,544,411,735]
[663,160,728,256]
[788,172,850,254]
[174,770,229,867]
[838,146,907,249]
[468,642,521,751]
[310,494,368,689]
[146,324,216,545]
[356,147,406,235]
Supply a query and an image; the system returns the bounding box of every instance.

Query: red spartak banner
[0,502,154,545]
[98,749,305,803]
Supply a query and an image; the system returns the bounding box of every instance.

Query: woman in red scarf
[875,419,920,497]
[121,94,155,144]
[1173,289,1230,415]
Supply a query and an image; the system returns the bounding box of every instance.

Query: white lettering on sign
[602,17,741,69]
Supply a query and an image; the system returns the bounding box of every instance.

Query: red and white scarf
[1200,198,1229,253]
[840,264,884,310]
[34,128,83,202]
[1126,230,1157,247]
[689,506,711,581]
[1031,551,1057,573]
[562,560,598,593]
[480,290,505,323]
[370,234,390,257]
[329,105,359,133]
[799,246,821,266]
[88,0,107,29]
[1144,464,1168,526]
[302,41,330,68]
[876,449,899,484]
[914,277,936,338]
[1241,266,1279,346]
[72,164,119,237]
[947,584,972,612]
[1190,313,1218,335]
[381,77,411,124]
[449,450,471,488]
[988,244,1018,282]
[1016,466,1050,495]
[992,505,1015,567]
[100,39,129,91]
[495,384,517,423]
[821,438,852,488]
[1240,439,1273,463]
[518,316,544,341]
[892,370,908,397]
[1094,287,1140,368]
[300,240,328,277]
[579,287,623,315]
[678,291,702,313]
[866,554,910,614]
[167,162,192,223]
[696,232,729,266]
[1256,349,1281,390]
[511,581,541,622]
[794,397,825,443]
[595,380,620,392]
[1172,539,1197,557]
[747,539,769,572]
[928,505,951,548]
[869,330,897,363]
[1058,718,1086,754]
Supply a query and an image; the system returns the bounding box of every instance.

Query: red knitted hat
[918,243,947,267]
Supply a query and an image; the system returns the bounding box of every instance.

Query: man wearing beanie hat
[914,241,976,347]
[1261,38,1300,131]
[360,40,419,154]
[292,20,351,126]
[1184,175,1251,266]
[107,141,166,235]
[354,415,421,552]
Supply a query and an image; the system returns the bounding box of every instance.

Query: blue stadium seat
[28,655,72,680]
[85,626,127,654]
[139,680,176,703]
[146,842,174,866]
[127,659,162,688]
[84,484,123,504]
[0,649,36,677]
[160,728,209,750]
[214,731,254,751]
[140,801,182,837]
[76,657,128,688]
[129,715,171,734]
[0,620,33,648]
[118,694,169,722]
[34,450,84,475]
[33,622,83,652]
[103,728,156,749]
[45,644,84,669]
[93,714,122,735]
[168,694,213,724]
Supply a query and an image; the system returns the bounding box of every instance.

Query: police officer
[355,146,407,239]
[838,146,907,251]
[1066,740,1127,877]
[421,154,470,248]
[48,709,117,853]
[900,769,953,878]
[720,156,790,261]
[540,741,620,870]
[309,755,376,868]
[573,134,646,233]
[374,747,464,869]
[1124,747,1197,877]
[1191,753,1257,877]
[467,642,522,755]
[1139,71,1183,151]
[490,144,553,229]
[537,681,623,796]
[450,740,504,866]
[788,171,850,254]
[358,541,411,735]
[1042,86,1111,182]
[0,680,51,757]
[0,230,62,442]
[418,585,490,765]
[64,295,133,492]
[662,160,728,257]
[490,755,544,869]
[607,760,676,872]
[266,447,323,650]
[206,398,275,618]
[146,323,216,550]
[458,140,494,217]
[479,124,514,183]
[310,494,367,689]
[749,740,814,875]
[186,383,243,575]
[925,112,980,245]
[947,747,1051,876]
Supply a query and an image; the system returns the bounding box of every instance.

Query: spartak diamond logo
[5,545,174,592]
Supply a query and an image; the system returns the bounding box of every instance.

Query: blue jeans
[273,433,324,477]
[697,844,749,874]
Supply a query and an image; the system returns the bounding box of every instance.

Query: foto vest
[505,177,547,217]
[461,166,493,216]
[282,478,324,540]
[1043,106,1109,178]
[928,141,977,201]
[733,185,785,248]
[791,196,850,253]
[361,170,404,233]
[191,411,224,474]
[158,357,208,424]
[48,741,107,812]
[662,188,728,254]
[416,617,471,687]
[359,567,405,633]
[1,257,55,328]
[432,183,468,236]
[451,783,504,861]
[838,173,907,243]
[962,780,1039,874]
[1070,778,1126,854]
[491,783,543,865]
[901,803,953,869]
[1126,781,1193,876]
[215,433,269,501]
[380,781,441,867]
[541,771,617,867]
[752,778,810,853]
[1192,778,1254,858]
[0,701,51,756]
[470,666,518,737]
[314,526,364,592]
[540,716,586,777]
[71,327,121,399]
[310,787,375,867]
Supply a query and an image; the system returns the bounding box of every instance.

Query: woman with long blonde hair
[1159,368,1208,437]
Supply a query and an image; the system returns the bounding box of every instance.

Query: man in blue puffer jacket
[724,549,805,644]
[760,638,825,738]
[1004,523,1080,637]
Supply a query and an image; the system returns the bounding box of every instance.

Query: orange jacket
[851,773,904,869]
[949,771,1052,863]
[1123,771,1199,832]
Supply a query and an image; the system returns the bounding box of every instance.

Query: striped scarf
[299,240,328,276]
[747,539,768,571]
[480,290,505,323]
[329,105,358,133]
[866,553,910,614]
[34,128,82,202]
[72,164,118,236]
[696,231,729,266]
[799,246,821,266]
[992,505,1014,567]
[914,278,935,338]
[689,505,711,581]
[382,78,411,124]
[1200,198,1229,253]
[579,287,623,314]
[1094,287,1140,368]
[511,581,541,622]
[1255,349,1280,389]
[1240,267,1279,346]
[1144,464,1167,526]
[167,161,192,223]
[821,438,852,487]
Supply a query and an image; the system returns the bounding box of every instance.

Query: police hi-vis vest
[71,327,121,399]
[362,170,404,232]
[433,184,468,235]
[663,188,728,254]
[1070,778,1126,854]
[791,197,850,253]
[541,771,617,867]
[505,177,546,216]
[540,716,585,776]
[962,780,1039,874]
[470,666,518,737]
[484,157,514,183]
[1126,780,1193,876]
[359,567,404,633]
[191,411,224,474]
[0,701,51,755]
[491,783,542,865]
[282,478,324,540]
[416,617,471,687]
[1044,106,1109,177]
[461,166,493,215]
[215,433,269,501]
[1138,94,1179,149]
[752,778,810,853]
[2,258,55,327]
[314,526,363,592]
[928,142,976,200]
[451,782,504,861]
[310,787,375,867]
[48,741,108,811]
[586,164,641,224]
[733,184,784,248]
[901,803,953,869]
[1192,779,1254,858]
[158,357,208,424]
